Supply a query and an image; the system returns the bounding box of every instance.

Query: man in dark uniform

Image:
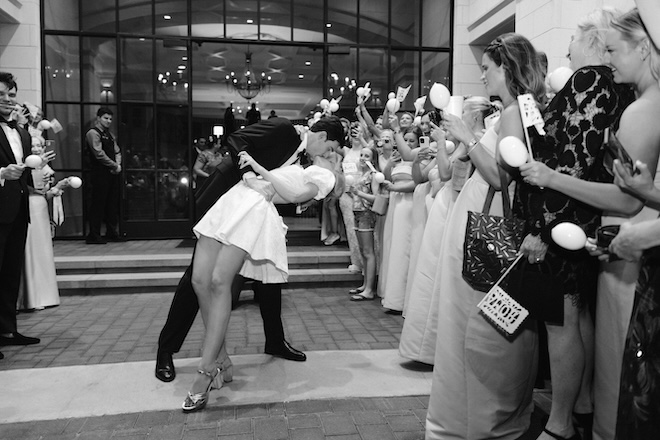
[85,107,123,244]
[0,72,41,359]
[155,116,344,382]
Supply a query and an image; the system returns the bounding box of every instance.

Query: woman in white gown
[378,121,420,313]
[425,33,546,440]
[18,117,68,311]
[399,97,496,364]
[183,127,340,412]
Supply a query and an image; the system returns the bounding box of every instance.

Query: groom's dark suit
[156,118,303,377]
[0,123,32,335]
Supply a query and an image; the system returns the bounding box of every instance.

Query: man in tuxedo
[156,116,344,382]
[0,72,41,360]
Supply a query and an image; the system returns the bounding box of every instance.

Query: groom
[156,116,344,382]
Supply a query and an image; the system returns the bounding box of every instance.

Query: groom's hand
[245,177,275,202]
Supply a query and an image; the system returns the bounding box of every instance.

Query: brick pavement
[0,287,403,371]
[0,395,549,440]
[0,396,431,440]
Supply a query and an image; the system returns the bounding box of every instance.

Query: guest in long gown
[182,119,343,412]
[18,139,70,311]
[425,33,546,440]
[513,8,635,440]
[603,152,660,439]
[519,8,660,439]
[603,6,660,437]
[399,97,496,365]
[403,116,437,316]
[378,121,420,314]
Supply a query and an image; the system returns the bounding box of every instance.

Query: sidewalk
[0,239,550,439]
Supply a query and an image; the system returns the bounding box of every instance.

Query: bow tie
[1,119,18,129]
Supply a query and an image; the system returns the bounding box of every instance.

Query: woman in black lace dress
[513,8,635,440]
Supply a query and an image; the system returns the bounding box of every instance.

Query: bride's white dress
[193,165,335,284]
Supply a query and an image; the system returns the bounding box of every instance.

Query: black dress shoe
[265,340,307,362]
[0,332,40,346]
[155,351,176,382]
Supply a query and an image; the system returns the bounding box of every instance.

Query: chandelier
[225,52,271,101]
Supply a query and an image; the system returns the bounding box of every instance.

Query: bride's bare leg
[190,236,246,393]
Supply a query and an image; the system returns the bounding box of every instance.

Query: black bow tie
[1,119,18,129]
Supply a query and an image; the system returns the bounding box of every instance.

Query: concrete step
[54,250,352,274]
[54,247,362,295]
[56,268,363,295]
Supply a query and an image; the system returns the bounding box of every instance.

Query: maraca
[445,140,456,154]
[68,176,83,189]
[387,92,396,100]
[429,83,450,109]
[548,67,573,93]
[344,174,356,186]
[498,136,528,168]
[319,98,330,110]
[37,120,52,131]
[386,98,400,113]
[374,172,385,184]
[551,222,587,251]
[24,154,42,168]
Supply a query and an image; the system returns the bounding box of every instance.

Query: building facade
[0,0,635,239]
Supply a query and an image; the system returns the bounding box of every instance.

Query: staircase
[55,227,361,296]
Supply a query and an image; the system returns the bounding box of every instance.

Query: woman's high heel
[217,356,233,383]
[181,367,221,412]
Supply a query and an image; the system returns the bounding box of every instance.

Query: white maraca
[24,154,42,168]
[429,83,450,109]
[498,136,528,168]
[344,174,356,186]
[548,67,573,93]
[386,98,400,114]
[551,222,587,251]
[68,176,83,189]
[374,172,385,184]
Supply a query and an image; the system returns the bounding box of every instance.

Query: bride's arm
[239,152,318,203]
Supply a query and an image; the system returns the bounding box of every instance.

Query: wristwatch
[467,138,479,154]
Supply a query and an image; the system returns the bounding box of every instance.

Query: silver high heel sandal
[181,367,221,412]
[217,356,233,383]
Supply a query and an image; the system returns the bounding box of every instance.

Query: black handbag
[503,260,564,325]
[462,166,525,292]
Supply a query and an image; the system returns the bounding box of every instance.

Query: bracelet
[467,138,480,155]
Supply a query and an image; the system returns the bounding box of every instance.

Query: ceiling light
[178,65,186,70]
[164,15,172,20]
[246,19,254,24]
[305,61,311,66]
[299,74,304,79]
[326,23,332,28]
[226,51,271,100]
